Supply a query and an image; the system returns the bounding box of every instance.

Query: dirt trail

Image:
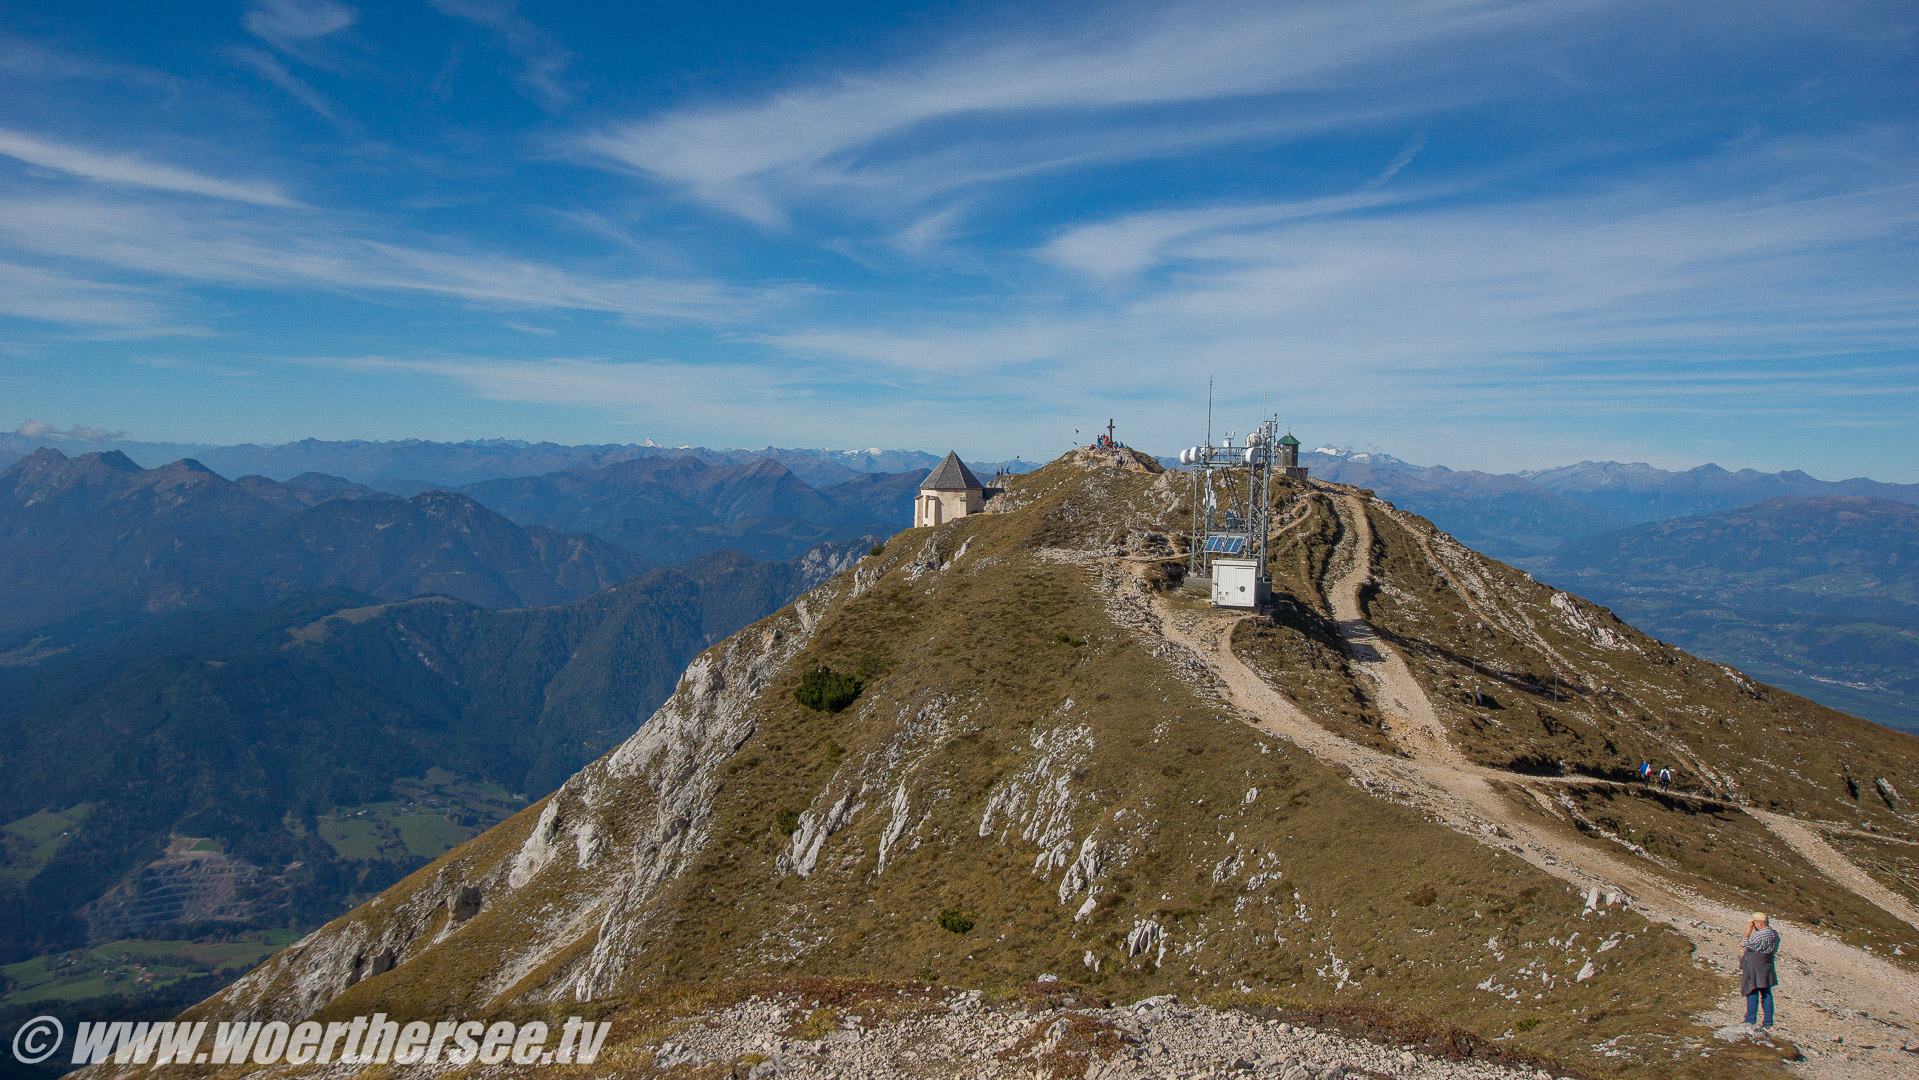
[1323,495,1464,764]
[1140,498,1919,1078]
[1752,809,1919,930]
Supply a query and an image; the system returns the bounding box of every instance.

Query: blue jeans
[1745,988,1774,1026]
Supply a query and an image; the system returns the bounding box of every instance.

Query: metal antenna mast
[1180,402,1278,610]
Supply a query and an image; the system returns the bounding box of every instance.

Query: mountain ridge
[154,447,1919,1080]
[0,450,651,635]
[0,434,1034,490]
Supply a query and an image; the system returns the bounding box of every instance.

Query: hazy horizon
[1,1,1914,480]
[11,419,1919,487]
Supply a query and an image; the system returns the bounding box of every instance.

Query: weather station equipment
[1179,416,1284,609]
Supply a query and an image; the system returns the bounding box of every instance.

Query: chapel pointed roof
[919,451,983,491]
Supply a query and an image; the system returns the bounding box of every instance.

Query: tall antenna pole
[1206,375,1213,447]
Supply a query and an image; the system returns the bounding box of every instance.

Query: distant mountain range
[1526,496,1919,732]
[0,433,1034,491]
[0,446,886,972]
[11,433,1917,731]
[458,454,925,564]
[1303,448,1919,559]
[0,449,645,635]
[1522,459,1919,522]
[11,430,1913,558]
[0,537,862,964]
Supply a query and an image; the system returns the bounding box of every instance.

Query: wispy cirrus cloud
[0,190,795,326]
[748,128,1919,457]
[577,0,1599,224]
[0,129,300,207]
[228,47,346,124]
[0,260,173,328]
[0,33,174,86]
[429,0,573,106]
[1038,187,1441,280]
[244,0,358,52]
[294,353,1066,450]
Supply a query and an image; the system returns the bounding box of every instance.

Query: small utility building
[1276,433,1308,480]
[914,452,985,528]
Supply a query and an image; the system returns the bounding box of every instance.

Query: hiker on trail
[1658,767,1673,789]
[1640,761,1653,782]
[1741,912,1780,1027]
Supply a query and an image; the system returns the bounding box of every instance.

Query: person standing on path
[1741,912,1780,1027]
[1658,767,1673,789]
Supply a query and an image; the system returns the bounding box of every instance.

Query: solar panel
[1202,535,1247,555]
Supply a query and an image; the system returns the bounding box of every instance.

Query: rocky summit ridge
[129,448,1918,1080]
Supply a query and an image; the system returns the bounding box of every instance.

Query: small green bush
[937,907,974,934]
[794,665,862,712]
[869,542,886,557]
[775,809,801,836]
[1054,632,1085,647]
[823,738,844,764]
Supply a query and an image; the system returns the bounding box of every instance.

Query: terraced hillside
[138,449,1917,1080]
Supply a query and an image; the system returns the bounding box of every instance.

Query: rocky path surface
[1136,503,1919,1080]
[634,989,1570,1080]
[1322,496,1464,765]
[1750,809,1919,930]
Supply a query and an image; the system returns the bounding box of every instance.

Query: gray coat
[1740,926,1779,994]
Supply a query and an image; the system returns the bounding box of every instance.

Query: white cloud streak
[741,131,1919,457]
[0,129,300,208]
[229,46,347,124]
[0,260,171,327]
[0,191,792,325]
[429,0,573,106]
[580,0,1600,222]
[244,0,358,50]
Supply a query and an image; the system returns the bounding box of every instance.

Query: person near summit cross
[1741,912,1780,1027]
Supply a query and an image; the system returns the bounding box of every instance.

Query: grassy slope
[1234,491,1919,965]
[178,453,1805,1079]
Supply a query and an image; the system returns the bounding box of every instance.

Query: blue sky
[0,1,1914,478]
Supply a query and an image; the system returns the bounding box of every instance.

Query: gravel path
[1323,495,1465,765]
[1140,500,1919,1080]
[1749,809,1919,930]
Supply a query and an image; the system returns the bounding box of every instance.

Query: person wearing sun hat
[1741,912,1780,1027]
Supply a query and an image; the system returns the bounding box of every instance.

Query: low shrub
[937,907,974,934]
[795,665,862,712]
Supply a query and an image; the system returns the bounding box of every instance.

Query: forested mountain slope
[458,455,927,564]
[0,450,646,635]
[0,543,862,965]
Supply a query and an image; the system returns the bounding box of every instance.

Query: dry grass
[164,451,1865,1080]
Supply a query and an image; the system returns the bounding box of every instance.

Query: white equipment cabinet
[1210,557,1268,609]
